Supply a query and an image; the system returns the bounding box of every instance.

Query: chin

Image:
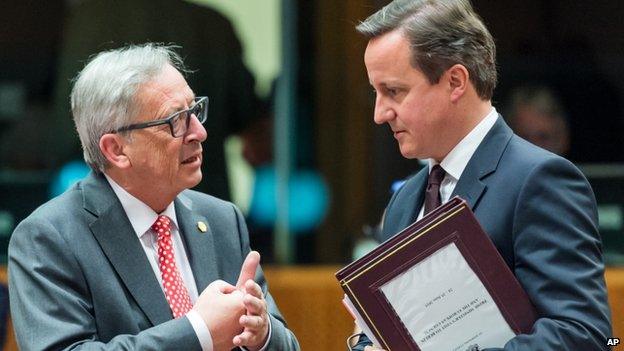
[190,174,203,188]
[398,146,419,159]
[182,172,203,190]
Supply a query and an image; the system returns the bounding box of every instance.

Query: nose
[373,96,396,125]
[184,114,207,143]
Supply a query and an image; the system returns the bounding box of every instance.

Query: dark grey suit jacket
[354,117,611,350]
[8,172,300,350]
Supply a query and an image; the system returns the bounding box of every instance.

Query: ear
[446,64,469,103]
[99,134,131,169]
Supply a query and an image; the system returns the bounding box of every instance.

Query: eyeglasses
[114,96,209,138]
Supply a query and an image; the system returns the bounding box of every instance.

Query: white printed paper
[380,242,515,351]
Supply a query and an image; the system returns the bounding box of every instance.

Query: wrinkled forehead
[133,64,195,121]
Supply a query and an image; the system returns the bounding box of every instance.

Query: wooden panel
[263,265,353,350]
[0,266,17,351]
[266,266,624,349]
[606,268,624,350]
[2,265,623,350]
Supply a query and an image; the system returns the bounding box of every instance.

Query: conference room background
[1,0,624,265]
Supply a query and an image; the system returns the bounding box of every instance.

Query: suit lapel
[175,193,219,293]
[83,173,173,326]
[399,170,427,230]
[451,116,513,210]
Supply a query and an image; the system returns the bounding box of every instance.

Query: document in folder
[336,197,537,351]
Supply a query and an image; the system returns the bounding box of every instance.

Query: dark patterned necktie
[424,164,446,215]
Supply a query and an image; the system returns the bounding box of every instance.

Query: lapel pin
[197,221,207,233]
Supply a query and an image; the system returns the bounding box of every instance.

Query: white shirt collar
[429,107,498,179]
[103,174,179,239]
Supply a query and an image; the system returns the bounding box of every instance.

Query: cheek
[400,96,443,141]
[399,98,427,131]
[163,144,183,175]
[155,148,169,164]
[144,140,179,174]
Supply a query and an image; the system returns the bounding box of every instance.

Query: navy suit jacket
[354,117,611,350]
[9,172,299,350]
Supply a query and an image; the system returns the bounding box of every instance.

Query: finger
[220,284,238,294]
[243,294,266,316]
[233,330,256,346]
[244,279,263,298]
[239,314,265,330]
[236,251,260,289]
[229,289,245,299]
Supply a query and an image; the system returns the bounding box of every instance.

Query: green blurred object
[579,163,624,266]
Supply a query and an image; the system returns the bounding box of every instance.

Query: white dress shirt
[104,175,271,351]
[104,174,213,350]
[416,107,499,220]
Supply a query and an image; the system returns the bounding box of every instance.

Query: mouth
[181,154,201,165]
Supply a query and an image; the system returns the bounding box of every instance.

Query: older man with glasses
[8,43,299,351]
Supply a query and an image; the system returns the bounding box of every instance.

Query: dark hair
[357,0,497,100]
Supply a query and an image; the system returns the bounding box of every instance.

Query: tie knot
[151,215,172,235]
[428,165,446,186]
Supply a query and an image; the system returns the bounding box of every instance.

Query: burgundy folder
[336,197,537,350]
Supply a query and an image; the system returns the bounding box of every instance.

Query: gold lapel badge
[197,221,207,233]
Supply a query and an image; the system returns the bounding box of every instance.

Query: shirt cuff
[241,315,272,351]
[187,310,213,351]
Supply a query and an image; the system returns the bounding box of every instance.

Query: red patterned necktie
[151,215,193,318]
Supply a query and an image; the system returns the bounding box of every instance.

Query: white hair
[70,43,185,172]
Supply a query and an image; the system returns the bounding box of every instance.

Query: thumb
[236,251,260,289]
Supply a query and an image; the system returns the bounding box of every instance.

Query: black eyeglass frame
[113,96,209,138]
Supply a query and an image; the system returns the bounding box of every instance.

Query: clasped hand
[194,251,269,351]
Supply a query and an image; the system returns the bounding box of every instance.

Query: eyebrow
[381,80,406,87]
[162,95,197,117]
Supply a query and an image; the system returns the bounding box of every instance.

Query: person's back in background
[50,0,260,200]
[505,85,570,157]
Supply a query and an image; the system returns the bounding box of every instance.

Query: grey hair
[357,0,497,100]
[70,43,186,173]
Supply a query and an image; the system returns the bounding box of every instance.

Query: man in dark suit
[351,0,611,350]
[8,44,299,351]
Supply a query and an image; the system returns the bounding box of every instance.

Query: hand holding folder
[336,197,537,351]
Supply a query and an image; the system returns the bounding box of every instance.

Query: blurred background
[1,0,624,349]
